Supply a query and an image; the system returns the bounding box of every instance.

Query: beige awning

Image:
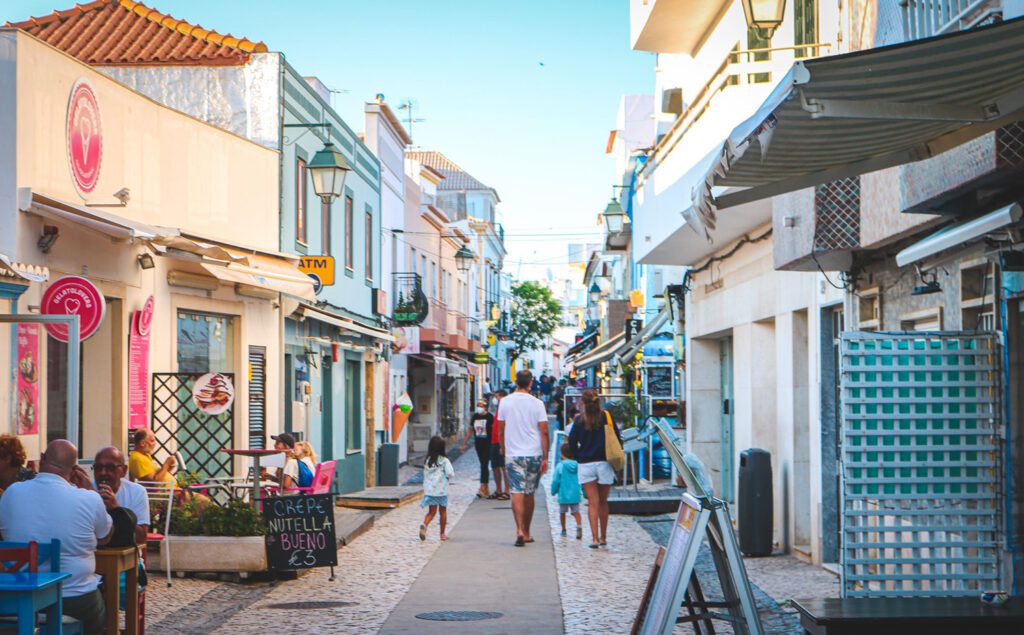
[297,304,394,342]
[202,248,316,301]
[0,254,49,283]
[150,235,249,264]
[18,188,170,241]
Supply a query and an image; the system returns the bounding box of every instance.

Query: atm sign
[299,256,335,287]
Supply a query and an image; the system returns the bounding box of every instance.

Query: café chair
[138,481,175,587]
[282,460,337,496]
[0,540,82,635]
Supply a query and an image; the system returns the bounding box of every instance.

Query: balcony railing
[392,272,427,326]
[449,310,468,337]
[900,0,1000,40]
[639,43,831,185]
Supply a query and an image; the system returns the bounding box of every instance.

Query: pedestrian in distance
[419,436,454,541]
[488,389,510,500]
[550,443,583,540]
[498,370,550,547]
[567,389,622,549]
[461,398,494,498]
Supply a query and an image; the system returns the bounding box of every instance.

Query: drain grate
[415,611,503,622]
[265,601,356,610]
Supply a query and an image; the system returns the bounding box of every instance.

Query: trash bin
[378,443,400,486]
[738,448,773,556]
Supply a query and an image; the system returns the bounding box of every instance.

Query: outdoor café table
[95,546,138,635]
[792,596,1024,635]
[0,571,71,635]
[220,448,283,507]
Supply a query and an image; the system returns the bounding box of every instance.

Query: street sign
[41,276,106,342]
[299,255,335,287]
[263,493,338,570]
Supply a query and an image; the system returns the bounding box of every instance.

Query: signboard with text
[67,78,102,197]
[128,296,154,429]
[299,256,336,293]
[41,276,106,342]
[263,494,338,570]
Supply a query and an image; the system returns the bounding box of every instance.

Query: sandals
[514,537,525,547]
[419,524,427,541]
[486,493,500,500]
[496,493,510,500]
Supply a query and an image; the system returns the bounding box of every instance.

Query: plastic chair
[138,481,175,587]
[283,460,337,495]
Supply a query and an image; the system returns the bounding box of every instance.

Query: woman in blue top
[567,389,622,548]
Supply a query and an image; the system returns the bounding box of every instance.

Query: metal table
[220,448,283,506]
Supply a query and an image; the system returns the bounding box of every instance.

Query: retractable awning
[0,254,49,283]
[565,331,598,360]
[202,248,315,301]
[297,304,395,342]
[18,188,169,241]
[614,307,671,366]
[896,202,1023,267]
[687,17,1024,238]
[571,331,626,372]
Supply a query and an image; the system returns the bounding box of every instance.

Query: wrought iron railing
[392,272,428,326]
[900,0,1000,40]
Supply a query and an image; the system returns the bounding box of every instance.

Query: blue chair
[0,540,82,635]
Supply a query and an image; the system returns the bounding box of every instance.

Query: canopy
[18,189,168,241]
[571,331,626,372]
[614,307,671,366]
[564,330,598,361]
[297,304,394,342]
[202,246,315,301]
[0,254,48,283]
[687,17,1024,239]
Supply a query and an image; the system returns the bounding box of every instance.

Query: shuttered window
[248,346,267,449]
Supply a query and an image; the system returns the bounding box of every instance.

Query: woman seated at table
[263,434,316,492]
[0,434,35,498]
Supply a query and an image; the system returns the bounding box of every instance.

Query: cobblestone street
[142,448,838,634]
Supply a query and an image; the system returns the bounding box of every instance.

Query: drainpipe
[1000,296,1019,595]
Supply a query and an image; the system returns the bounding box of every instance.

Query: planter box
[152,535,267,573]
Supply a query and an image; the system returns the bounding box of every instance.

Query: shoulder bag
[604,410,625,472]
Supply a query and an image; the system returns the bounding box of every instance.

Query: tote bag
[604,410,625,472]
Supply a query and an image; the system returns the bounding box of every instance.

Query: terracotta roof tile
[5,0,268,67]
[406,150,499,200]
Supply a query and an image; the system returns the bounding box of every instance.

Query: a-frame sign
[633,421,764,635]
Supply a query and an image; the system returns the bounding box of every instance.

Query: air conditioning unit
[661,88,683,116]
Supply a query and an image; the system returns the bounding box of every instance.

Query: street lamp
[741,0,787,37]
[307,142,352,204]
[602,198,627,234]
[589,282,601,303]
[455,244,475,273]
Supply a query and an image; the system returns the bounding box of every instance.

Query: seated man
[127,428,176,487]
[94,446,149,544]
[0,439,114,635]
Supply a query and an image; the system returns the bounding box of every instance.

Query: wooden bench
[792,597,1024,635]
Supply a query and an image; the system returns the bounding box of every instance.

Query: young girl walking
[419,436,454,541]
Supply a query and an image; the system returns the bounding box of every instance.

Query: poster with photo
[16,324,40,435]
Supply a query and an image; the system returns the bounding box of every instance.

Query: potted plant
[156,499,269,573]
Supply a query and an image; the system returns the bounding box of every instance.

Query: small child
[419,436,454,541]
[550,443,583,539]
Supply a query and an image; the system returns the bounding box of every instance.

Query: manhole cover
[265,601,356,610]
[415,611,503,622]
[492,506,512,510]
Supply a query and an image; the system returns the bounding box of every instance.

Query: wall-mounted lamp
[741,0,787,37]
[37,225,59,253]
[167,270,219,291]
[602,198,627,235]
[911,266,942,296]
[589,282,602,303]
[455,244,475,273]
[137,253,155,270]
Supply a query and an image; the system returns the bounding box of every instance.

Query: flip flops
[419,524,427,541]
[514,537,525,547]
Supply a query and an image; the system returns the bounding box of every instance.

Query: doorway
[720,337,735,502]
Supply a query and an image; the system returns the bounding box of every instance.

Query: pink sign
[41,276,106,342]
[128,296,154,430]
[67,79,103,196]
[15,325,40,435]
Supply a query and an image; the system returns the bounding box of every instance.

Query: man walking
[498,370,549,546]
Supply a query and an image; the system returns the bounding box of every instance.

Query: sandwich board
[633,421,764,635]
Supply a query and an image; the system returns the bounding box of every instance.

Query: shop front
[0,30,301,474]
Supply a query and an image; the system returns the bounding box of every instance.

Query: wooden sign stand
[632,422,765,635]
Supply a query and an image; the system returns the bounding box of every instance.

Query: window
[431,261,437,299]
[177,310,234,373]
[365,211,373,281]
[345,194,354,270]
[296,158,308,245]
[420,254,427,281]
[321,201,332,256]
[746,28,771,83]
[794,0,818,58]
[410,247,417,274]
[345,358,362,451]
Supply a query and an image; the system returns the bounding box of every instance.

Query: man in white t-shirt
[0,440,114,634]
[497,370,550,547]
[94,446,150,544]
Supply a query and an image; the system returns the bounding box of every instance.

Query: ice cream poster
[16,324,40,435]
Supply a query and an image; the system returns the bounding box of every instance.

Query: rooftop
[6,0,268,67]
[406,150,500,200]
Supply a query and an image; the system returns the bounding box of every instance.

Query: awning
[571,331,626,372]
[687,17,1024,238]
[198,245,313,301]
[0,254,49,283]
[614,307,671,366]
[896,202,1023,267]
[565,331,598,359]
[150,235,249,264]
[18,188,169,241]
[297,304,394,342]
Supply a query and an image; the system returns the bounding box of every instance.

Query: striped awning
[687,17,1024,239]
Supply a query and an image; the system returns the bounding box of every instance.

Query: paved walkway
[379,492,562,633]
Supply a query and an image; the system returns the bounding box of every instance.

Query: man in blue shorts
[497,370,549,546]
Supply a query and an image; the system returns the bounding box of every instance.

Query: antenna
[327,88,350,110]
[397,99,426,139]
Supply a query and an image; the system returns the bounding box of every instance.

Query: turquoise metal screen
[840,332,1002,597]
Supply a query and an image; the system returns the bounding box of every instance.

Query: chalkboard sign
[263,494,338,570]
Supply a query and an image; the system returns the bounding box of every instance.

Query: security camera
[113,188,130,204]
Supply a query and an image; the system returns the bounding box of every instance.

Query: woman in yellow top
[128,428,177,487]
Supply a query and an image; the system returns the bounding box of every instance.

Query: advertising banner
[15,324,40,435]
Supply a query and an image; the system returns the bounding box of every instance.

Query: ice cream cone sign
[392,392,413,441]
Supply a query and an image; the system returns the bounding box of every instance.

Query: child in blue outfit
[550,443,583,539]
[420,436,454,541]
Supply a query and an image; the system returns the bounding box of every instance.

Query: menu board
[641,494,703,635]
[263,494,338,570]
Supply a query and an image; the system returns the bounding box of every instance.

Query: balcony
[630,0,731,55]
[417,298,449,347]
[901,0,1001,41]
[392,273,427,326]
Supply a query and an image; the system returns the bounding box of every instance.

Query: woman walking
[567,390,622,548]
[462,398,494,498]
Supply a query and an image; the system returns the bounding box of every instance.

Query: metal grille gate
[840,331,1002,597]
[151,372,235,480]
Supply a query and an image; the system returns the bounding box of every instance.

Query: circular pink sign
[41,276,106,342]
[66,79,103,196]
[137,296,155,337]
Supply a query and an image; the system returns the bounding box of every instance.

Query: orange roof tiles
[6,0,268,67]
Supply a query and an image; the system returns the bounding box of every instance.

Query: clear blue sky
[6,0,653,281]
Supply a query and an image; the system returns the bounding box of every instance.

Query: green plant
[606,394,640,429]
[509,281,561,358]
[168,499,264,536]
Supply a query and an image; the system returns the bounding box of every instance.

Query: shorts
[489,444,505,469]
[578,461,616,485]
[507,456,542,495]
[421,495,448,508]
[559,503,580,514]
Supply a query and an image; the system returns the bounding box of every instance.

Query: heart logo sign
[65,298,82,314]
[67,79,102,197]
[41,276,106,342]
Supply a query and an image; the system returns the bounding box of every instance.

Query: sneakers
[419,524,427,541]
[576,527,583,540]
[560,529,567,537]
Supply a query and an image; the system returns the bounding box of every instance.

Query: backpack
[297,460,315,488]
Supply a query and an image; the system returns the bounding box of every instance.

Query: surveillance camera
[113,188,130,204]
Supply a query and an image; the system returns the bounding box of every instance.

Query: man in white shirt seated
[0,439,114,635]
[93,446,150,544]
